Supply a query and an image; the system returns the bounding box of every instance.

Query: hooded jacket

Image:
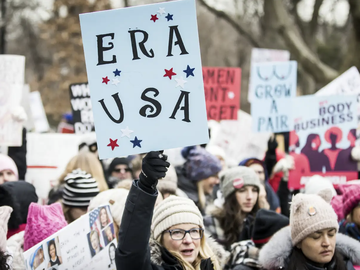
[238,158,280,212]
[259,226,360,270]
[116,181,228,270]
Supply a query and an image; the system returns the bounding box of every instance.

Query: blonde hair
[59,152,108,192]
[196,181,206,212]
[158,230,221,270]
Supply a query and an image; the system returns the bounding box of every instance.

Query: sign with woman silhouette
[288,95,358,189]
[79,0,208,159]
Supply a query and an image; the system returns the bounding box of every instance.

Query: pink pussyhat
[0,206,12,252]
[24,202,68,251]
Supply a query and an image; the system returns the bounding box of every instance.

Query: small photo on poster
[29,244,46,270]
[45,236,62,270]
[87,229,104,258]
[102,223,115,246]
[98,205,113,230]
[108,242,116,270]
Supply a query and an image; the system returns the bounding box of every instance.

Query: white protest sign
[80,0,209,159]
[315,67,360,116]
[21,85,35,131]
[23,205,118,270]
[207,110,271,165]
[250,61,297,133]
[26,133,84,204]
[248,48,290,102]
[29,91,50,133]
[0,55,25,146]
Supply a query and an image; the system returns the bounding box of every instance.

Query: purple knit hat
[24,202,67,251]
[342,184,360,218]
[183,146,222,182]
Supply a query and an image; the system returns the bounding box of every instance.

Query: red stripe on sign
[27,166,58,169]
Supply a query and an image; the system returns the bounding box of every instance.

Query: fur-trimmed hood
[149,234,229,269]
[259,226,360,269]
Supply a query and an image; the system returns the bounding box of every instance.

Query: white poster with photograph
[23,205,117,270]
[0,55,25,146]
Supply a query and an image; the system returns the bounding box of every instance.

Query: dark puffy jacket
[115,181,220,270]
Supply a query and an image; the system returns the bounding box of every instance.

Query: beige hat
[290,189,339,246]
[157,165,178,195]
[220,166,261,199]
[88,188,129,226]
[151,196,204,240]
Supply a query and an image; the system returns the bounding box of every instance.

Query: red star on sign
[107,138,119,150]
[163,68,177,80]
[102,76,110,84]
[150,14,158,22]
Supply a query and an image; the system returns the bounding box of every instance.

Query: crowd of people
[0,128,359,270]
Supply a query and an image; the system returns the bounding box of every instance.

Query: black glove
[138,151,170,193]
[267,135,278,154]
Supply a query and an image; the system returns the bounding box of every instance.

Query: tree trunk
[0,0,6,54]
[348,0,360,71]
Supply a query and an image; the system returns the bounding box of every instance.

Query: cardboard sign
[29,91,50,133]
[250,61,297,133]
[69,83,95,134]
[80,0,208,159]
[207,110,271,165]
[203,67,241,120]
[26,133,85,204]
[288,95,358,190]
[248,48,290,103]
[0,55,25,146]
[315,67,360,118]
[23,205,118,270]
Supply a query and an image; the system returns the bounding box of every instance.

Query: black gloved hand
[267,135,278,154]
[138,151,170,192]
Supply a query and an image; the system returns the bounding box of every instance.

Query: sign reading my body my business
[80,0,209,159]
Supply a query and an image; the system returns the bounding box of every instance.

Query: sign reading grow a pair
[80,0,208,159]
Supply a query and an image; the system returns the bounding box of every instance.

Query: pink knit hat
[0,154,18,179]
[24,202,67,251]
[0,206,12,252]
[342,184,360,218]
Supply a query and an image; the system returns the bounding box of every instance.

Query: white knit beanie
[290,189,339,246]
[304,175,336,198]
[220,166,261,199]
[151,196,204,240]
[88,188,129,227]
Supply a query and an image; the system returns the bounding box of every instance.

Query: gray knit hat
[290,189,339,246]
[151,195,204,240]
[220,166,261,199]
[62,169,100,207]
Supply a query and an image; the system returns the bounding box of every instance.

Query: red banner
[203,67,241,121]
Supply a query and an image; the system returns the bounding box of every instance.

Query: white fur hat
[304,175,336,198]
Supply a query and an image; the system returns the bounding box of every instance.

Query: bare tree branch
[289,0,307,40]
[309,0,324,42]
[124,0,129,7]
[197,0,262,47]
[269,0,338,83]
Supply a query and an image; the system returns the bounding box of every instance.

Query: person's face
[248,163,265,182]
[109,246,116,260]
[162,223,201,265]
[352,205,360,227]
[39,249,44,260]
[106,228,113,240]
[91,233,100,250]
[111,164,132,180]
[49,244,56,258]
[297,228,336,265]
[235,186,259,213]
[201,174,219,195]
[100,209,108,226]
[0,169,17,184]
[311,136,321,150]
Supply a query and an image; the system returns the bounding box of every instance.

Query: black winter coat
[115,181,217,270]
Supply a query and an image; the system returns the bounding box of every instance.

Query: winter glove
[267,135,278,154]
[138,151,170,193]
[351,145,360,161]
[272,155,295,182]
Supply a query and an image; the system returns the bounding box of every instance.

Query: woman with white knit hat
[116,151,225,270]
[259,189,360,270]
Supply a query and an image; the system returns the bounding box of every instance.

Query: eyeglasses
[165,228,204,241]
[113,168,132,173]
